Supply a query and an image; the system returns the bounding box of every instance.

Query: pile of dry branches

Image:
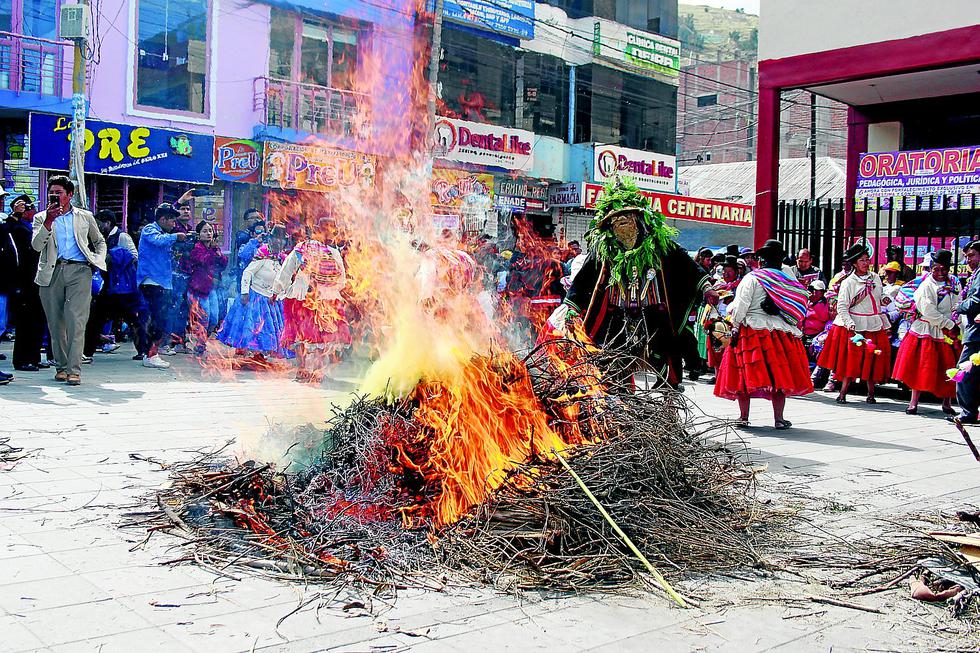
[131,339,769,597]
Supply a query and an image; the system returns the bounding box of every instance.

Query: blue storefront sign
[28,113,215,184]
[444,0,534,40]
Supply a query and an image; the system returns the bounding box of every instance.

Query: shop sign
[433,116,534,171]
[592,19,680,84]
[443,0,534,40]
[28,112,214,184]
[593,144,676,193]
[582,183,752,228]
[856,146,980,199]
[495,177,547,200]
[431,169,494,210]
[495,195,526,212]
[213,137,262,183]
[548,182,583,208]
[261,141,376,193]
[525,198,547,212]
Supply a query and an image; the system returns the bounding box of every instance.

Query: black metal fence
[777,198,980,278]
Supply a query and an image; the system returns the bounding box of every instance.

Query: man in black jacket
[3,194,46,371]
[951,240,980,425]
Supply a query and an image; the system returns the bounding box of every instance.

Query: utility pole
[426,0,444,130]
[68,0,90,209]
[809,92,817,206]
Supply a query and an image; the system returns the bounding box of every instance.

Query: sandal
[774,419,792,430]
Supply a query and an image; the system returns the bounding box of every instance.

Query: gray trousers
[957,340,980,420]
[39,261,93,377]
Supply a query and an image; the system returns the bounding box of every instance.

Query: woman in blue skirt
[217,237,292,361]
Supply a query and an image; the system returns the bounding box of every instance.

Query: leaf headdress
[584,177,678,287]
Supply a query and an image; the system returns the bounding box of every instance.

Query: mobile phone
[48,194,58,206]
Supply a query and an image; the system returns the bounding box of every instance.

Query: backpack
[106,234,137,295]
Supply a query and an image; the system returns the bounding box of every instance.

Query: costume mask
[611,214,639,249]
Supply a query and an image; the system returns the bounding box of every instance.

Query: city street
[1,344,977,653]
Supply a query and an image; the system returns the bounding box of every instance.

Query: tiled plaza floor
[1,342,977,652]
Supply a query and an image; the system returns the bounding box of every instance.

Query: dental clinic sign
[856,146,980,199]
[593,144,676,193]
[433,117,534,172]
[592,19,680,85]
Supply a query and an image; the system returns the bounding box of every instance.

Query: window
[268,10,359,90]
[0,0,64,94]
[697,94,717,107]
[521,53,568,139]
[439,27,515,127]
[136,0,209,114]
[575,65,676,152]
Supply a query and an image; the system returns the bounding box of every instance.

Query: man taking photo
[138,203,189,370]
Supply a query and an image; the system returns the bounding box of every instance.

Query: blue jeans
[169,272,190,337]
[191,289,222,332]
[0,292,8,334]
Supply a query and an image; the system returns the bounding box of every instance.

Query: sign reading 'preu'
[433,117,534,171]
[28,112,214,184]
[262,141,376,193]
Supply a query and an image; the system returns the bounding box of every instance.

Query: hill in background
[679,3,758,58]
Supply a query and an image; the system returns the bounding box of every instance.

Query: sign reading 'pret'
[28,112,214,184]
[856,146,980,199]
[581,183,752,228]
[443,0,534,40]
[433,117,534,171]
[213,137,262,183]
[262,141,376,193]
[593,145,676,193]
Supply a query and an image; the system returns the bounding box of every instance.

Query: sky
[687,0,760,15]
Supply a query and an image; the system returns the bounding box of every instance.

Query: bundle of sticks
[133,339,769,597]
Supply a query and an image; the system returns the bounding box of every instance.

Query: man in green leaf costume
[563,178,713,387]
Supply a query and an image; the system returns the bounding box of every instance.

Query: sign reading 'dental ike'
[262,142,376,193]
[594,144,676,193]
[443,0,534,40]
[433,116,534,171]
[28,112,214,183]
[856,146,980,199]
[213,137,262,184]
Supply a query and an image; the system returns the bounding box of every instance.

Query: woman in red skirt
[272,234,351,382]
[817,243,892,404]
[715,240,813,429]
[893,249,960,415]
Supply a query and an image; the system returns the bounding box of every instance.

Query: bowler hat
[723,255,738,270]
[933,249,953,269]
[842,242,870,263]
[725,244,740,256]
[754,238,785,260]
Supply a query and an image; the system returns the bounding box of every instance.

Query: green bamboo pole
[552,448,689,608]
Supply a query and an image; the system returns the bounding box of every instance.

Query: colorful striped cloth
[752,268,808,327]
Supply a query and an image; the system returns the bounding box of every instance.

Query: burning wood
[130,340,769,602]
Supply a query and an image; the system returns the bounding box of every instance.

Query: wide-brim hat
[11,193,32,205]
[933,249,953,268]
[725,243,740,256]
[842,242,870,263]
[754,238,785,260]
[882,261,902,273]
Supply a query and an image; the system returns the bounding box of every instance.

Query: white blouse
[727,274,802,337]
[272,242,346,301]
[240,258,281,298]
[833,272,889,332]
[909,274,956,339]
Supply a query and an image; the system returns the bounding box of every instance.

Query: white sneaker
[159,345,177,356]
[101,342,121,353]
[142,354,171,369]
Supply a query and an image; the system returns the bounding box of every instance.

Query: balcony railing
[0,31,73,98]
[253,76,366,138]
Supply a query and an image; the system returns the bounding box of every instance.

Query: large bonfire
[134,0,768,605]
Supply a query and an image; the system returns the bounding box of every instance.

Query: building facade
[755,0,980,254]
